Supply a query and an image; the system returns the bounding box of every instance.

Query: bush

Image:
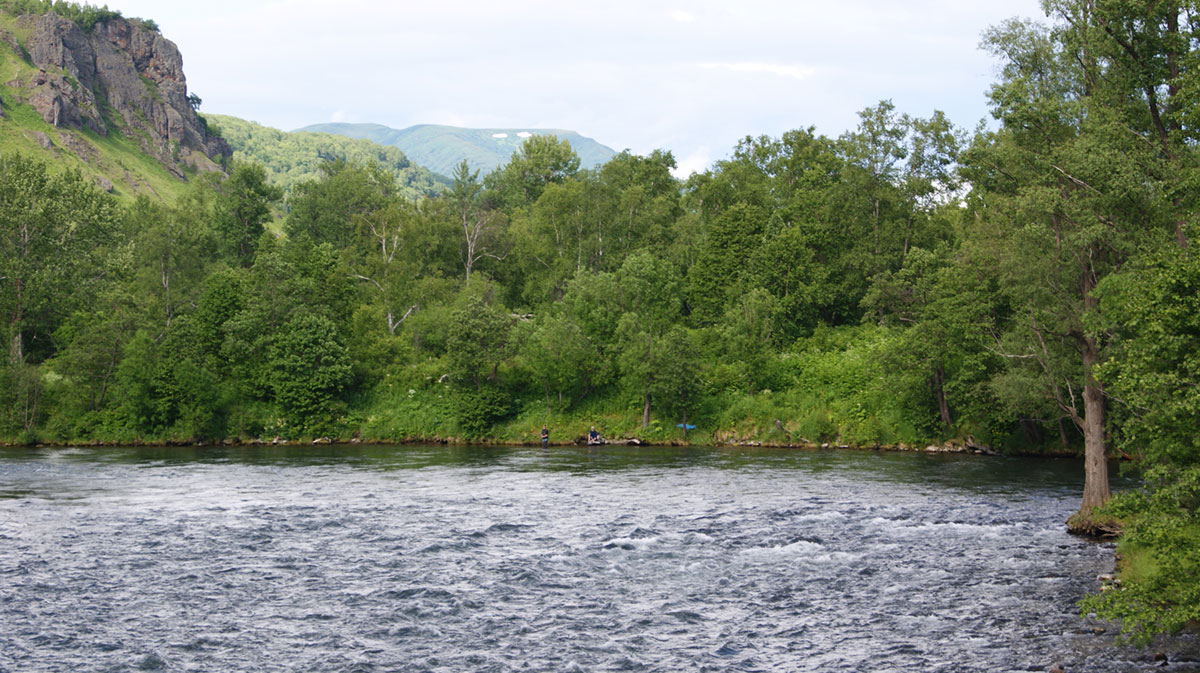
[267,314,353,435]
[453,385,510,439]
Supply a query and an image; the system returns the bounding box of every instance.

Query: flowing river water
[1,444,1198,672]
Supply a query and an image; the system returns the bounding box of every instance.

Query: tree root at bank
[1067,507,1121,538]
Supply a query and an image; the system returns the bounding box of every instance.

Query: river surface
[1,445,1197,673]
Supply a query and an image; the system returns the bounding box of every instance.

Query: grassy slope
[0,17,199,203]
[298,122,617,178]
[210,114,450,200]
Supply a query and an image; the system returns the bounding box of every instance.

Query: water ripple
[1,446,1197,672]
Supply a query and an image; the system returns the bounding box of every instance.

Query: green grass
[137,74,160,101]
[0,82,199,202]
[1115,540,1160,585]
[0,11,33,47]
[1114,521,1200,584]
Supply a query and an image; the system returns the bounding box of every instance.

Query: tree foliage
[1,0,123,31]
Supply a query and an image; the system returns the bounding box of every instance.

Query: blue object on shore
[676,424,696,430]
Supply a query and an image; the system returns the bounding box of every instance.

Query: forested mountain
[0,1,227,200]
[210,114,449,201]
[0,0,1196,644]
[298,122,616,178]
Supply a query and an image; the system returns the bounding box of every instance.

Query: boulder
[59,131,96,160]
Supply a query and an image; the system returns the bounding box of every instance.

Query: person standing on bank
[541,425,549,448]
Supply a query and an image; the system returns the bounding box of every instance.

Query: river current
[1,445,1197,672]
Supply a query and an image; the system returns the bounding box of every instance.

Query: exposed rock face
[28,68,103,133]
[0,27,21,55]
[16,12,230,173]
[27,15,105,134]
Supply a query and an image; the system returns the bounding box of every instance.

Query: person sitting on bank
[541,425,549,447]
[588,426,601,445]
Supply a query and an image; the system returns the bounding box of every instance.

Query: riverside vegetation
[0,0,1198,645]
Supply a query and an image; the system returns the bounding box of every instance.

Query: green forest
[210,114,449,203]
[1,0,1199,642]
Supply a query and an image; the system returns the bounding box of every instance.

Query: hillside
[0,2,228,201]
[297,122,617,178]
[210,115,449,201]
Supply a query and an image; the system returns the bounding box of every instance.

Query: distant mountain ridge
[297,122,617,178]
[209,115,448,201]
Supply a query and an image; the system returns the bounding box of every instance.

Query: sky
[100,0,1047,176]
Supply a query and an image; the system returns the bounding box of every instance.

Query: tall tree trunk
[642,393,651,429]
[1079,338,1111,512]
[1062,257,1115,536]
[1071,265,1113,535]
[872,196,880,256]
[1019,416,1044,445]
[9,332,22,365]
[9,278,23,364]
[933,364,951,429]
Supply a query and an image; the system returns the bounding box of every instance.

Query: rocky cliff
[1,11,228,178]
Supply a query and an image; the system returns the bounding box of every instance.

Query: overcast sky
[101,0,1047,176]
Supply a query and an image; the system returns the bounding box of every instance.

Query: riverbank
[0,432,1081,458]
[3,360,1086,457]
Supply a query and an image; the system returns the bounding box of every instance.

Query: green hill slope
[297,122,617,178]
[211,115,449,200]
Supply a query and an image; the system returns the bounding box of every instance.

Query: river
[1,444,1197,672]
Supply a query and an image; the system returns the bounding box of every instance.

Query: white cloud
[670,9,696,23]
[699,62,818,81]
[672,147,712,179]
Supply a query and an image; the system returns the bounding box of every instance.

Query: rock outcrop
[8,12,229,175]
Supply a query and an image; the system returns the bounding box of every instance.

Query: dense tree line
[0,0,1197,642]
[0,0,124,31]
